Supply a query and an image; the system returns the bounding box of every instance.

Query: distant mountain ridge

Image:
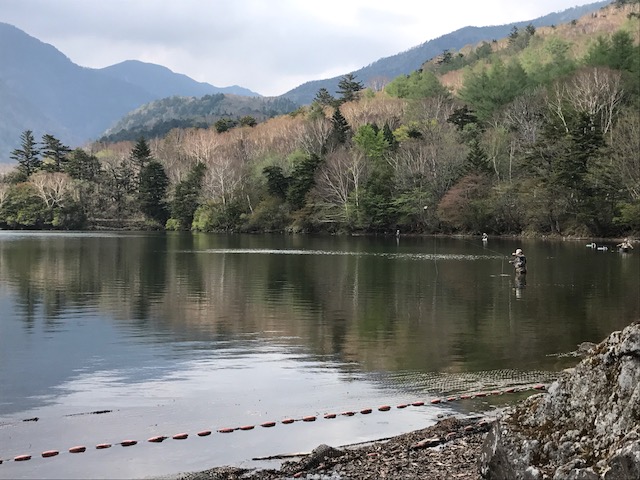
[99,60,260,99]
[0,22,262,161]
[0,1,611,162]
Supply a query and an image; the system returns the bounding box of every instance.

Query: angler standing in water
[510,248,527,298]
[510,248,527,274]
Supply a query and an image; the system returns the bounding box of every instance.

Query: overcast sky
[2,0,600,96]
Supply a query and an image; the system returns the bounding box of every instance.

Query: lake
[0,232,638,479]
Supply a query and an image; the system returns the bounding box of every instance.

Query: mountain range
[0,1,611,162]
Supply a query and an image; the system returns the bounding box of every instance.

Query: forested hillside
[1,1,639,239]
[100,93,299,143]
[280,1,611,105]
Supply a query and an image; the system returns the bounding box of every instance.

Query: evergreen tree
[239,116,257,127]
[353,124,389,161]
[447,105,478,131]
[508,26,519,44]
[464,138,492,175]
[585,31,637,71]
[10,130,41,178]
[314,88,336,107]
[459,60,530,121]
[41,134,71,173]
[361,167,395,231]
[524,108,606,234]
[138,160,169,224]
[130,137,153,172]
[336,73,364,104]
[171,162,206,229]
[382,123,398,152]
[287,154,323,210]
[386,70,450,99]
[329,108,351,147]
[65,149,101,181]
[353,124,394,231]
[437,50,453,65]
[262,165,290,201]
[214,118,238,133]
[609,31,636,71]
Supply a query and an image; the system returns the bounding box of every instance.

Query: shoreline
[164,414,498,480]
[0,227,635,244]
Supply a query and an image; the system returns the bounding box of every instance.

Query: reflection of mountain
[0,232,638,415]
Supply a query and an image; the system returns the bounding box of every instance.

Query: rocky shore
[171,322,640,480]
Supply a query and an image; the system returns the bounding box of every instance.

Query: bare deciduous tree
[299,115,332,157]
[367,76,390,93]
[341,96,407,130]
[201,131,248,206]
[548,67,624,135]
[391,120,462,200]
[181,128,221,165]
[29,171,73,208]
[249,115,305,158]
[315,147,368,219]
[155,128,195,185]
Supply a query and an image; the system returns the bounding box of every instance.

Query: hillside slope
[281,1,611,105]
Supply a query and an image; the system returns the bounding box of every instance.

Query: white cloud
[1,0,600,96]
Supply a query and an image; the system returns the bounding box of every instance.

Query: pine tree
[65,149,101,181]
[263,166,289,201]
[330,108,351,146]
[171,162,206,229]
[336,73,364,104]
[41,134,71,172]
[382,123,398,152]
[464,138,492,175]
[138,160,169,224]
[447,106,478,131]
[314,88,336,107]
[130,137,152,172]
[287,154,322,210]
[10,130,41,178]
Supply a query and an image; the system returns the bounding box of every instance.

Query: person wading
[510,248,527,274]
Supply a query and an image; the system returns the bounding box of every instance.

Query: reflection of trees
[1,235,638,377]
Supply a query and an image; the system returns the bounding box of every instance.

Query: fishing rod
[455,235,513,276]
[456,235,511,258]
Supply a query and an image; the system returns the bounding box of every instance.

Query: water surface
[0,232,638,479]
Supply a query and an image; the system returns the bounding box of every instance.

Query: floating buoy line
[0,384,547,466]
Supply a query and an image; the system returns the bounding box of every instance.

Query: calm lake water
[0,232,638,479]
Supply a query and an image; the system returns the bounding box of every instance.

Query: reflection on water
[0,232,638,479]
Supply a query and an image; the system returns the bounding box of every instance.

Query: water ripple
[198,248,503,260]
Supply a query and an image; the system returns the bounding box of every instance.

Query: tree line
[1,23,639,237]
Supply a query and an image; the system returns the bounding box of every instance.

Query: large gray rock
[480,322,640,479]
